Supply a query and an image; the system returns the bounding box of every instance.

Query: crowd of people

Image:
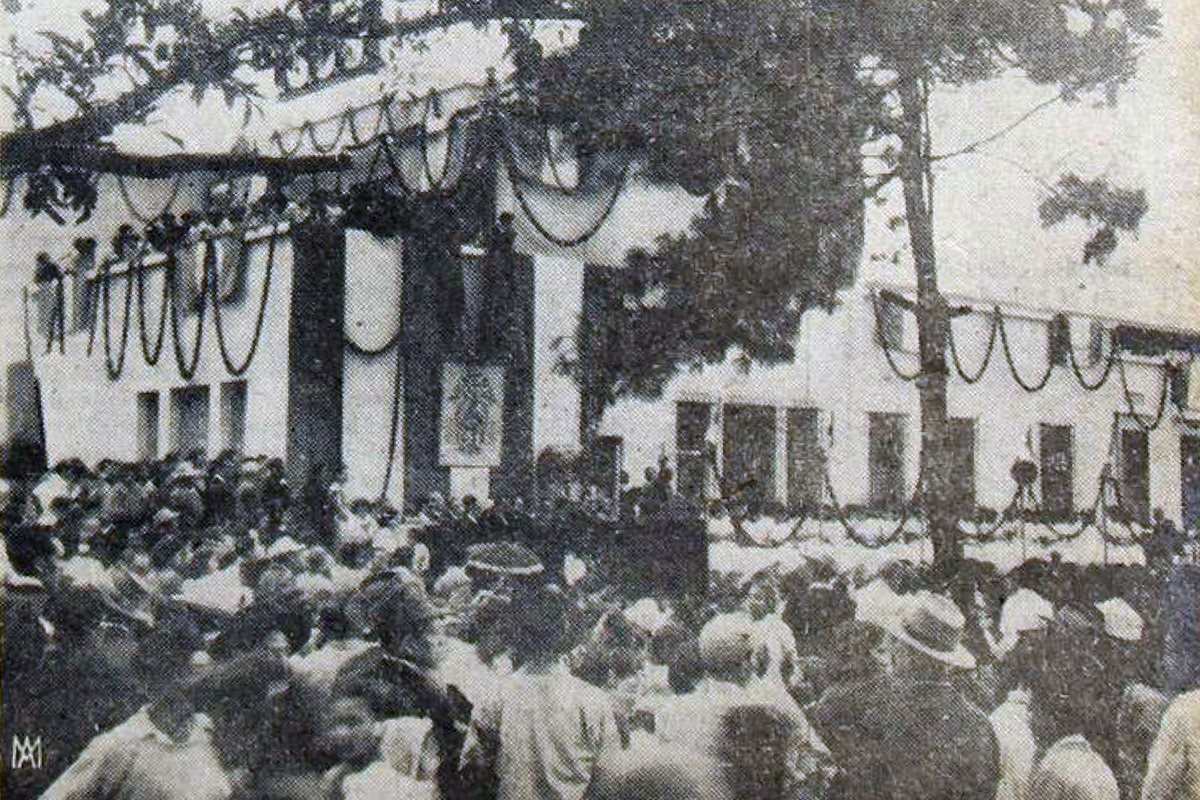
[2,451,1200,800]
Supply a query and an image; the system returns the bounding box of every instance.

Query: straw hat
[264,536,305,559]
[697,612,757,673]
[465,541,544,576]
[885,591,977,669]
[1095,598,1143,642]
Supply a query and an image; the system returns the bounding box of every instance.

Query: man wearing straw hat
[809,590,999,800]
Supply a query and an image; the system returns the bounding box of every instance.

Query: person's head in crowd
[668,636,704,694]
[462,494,480,518]
[43,584,110,647]
[314,599,358,644]
[311,695,382,771]
[1095,596,1152,685]
[433,564,472,601]
[1028,606,1110,748]
[874,591,977,681]
[744,575,781,621]
[150,506,180,537]
[584,744,730,800]
[508,583,569,669]
[186,652,293,770]
[360,570,435,667]
[650,620,692,667]
[717,703,816,800]
[134,612,205,695]
[211,596,312,659]
[784,580,856,654]
[698,613,758,686]
[5,521,59,576]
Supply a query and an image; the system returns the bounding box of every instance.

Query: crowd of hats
[3,452,1199,798]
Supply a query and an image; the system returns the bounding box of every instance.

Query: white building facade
[10,54,1200,532]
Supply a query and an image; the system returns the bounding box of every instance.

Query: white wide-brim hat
[886,591,977,670]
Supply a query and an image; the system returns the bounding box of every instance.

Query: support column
[531,254,584,458]
[285,219,346,493]
[401,237,452,509]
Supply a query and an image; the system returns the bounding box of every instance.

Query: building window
[868,412,907,510]
[587,436,624,507]
[171,385,210,459]
[1048,315,1071,367]
[1120,428,1150,524]
[1182,436,1200,533]
[1170,366,1190,409]
[675,402,712,500]
[220,380,248,454]
[1039,424,1074,520]
[723,404,777,506]
[948,417,976,514]
[1087,321,1106,365]
[875,298,904,350]
[786,408,823,512]
[137,391,160,461]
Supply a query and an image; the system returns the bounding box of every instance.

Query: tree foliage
[1,0,1161,405]
[521,1,875,402]
[1039,173,1148,264]
[518,0,1160,403]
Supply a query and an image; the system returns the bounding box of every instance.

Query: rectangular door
[1040,424,1074,520]
[676,402,712,500]
[723,404,776,505]
[787,408,823,511]
[1183,436,1200,532]
[1120,429,1150,523]
[869,412,908,509]
[171,386,209,458]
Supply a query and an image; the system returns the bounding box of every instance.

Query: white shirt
[751,612,800,690]
[990,689,1038,800]
[41,708,231,800]
[1029,735,1119,800]
[1141,689,1200,800]
[462,660,619,800]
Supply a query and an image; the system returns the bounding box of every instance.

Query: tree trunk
[895,68,964,579]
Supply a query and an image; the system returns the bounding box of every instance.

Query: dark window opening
[1170,367,1190,409]
[723,405,776,506]
[869,412,907,510]
[1040,424,1074,521]
[875,299,904,350]
[1049,315,1071,367]
[787,408,823,512]
[675,403,712,500]
[137,392,160,461]
[1120,428,1150,524]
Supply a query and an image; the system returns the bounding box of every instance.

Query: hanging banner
[440,363,505,467]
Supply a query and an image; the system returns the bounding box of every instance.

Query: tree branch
[930,92,1063,162]
[0,2,579,168]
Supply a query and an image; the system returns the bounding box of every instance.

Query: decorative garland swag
[88,226,279,380]
[872,291,1186,432]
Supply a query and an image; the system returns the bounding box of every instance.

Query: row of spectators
[2,453,1199,800]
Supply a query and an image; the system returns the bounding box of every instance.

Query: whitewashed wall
[341,231,405,506]
[493,150,1198,521]
[31,224,294,466]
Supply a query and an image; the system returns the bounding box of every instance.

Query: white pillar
[531,254,584,457]
[774,406,789,503]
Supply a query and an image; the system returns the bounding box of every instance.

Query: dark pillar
[493,253,535,501]
[286,220,346,493]
[401,237,453,509]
